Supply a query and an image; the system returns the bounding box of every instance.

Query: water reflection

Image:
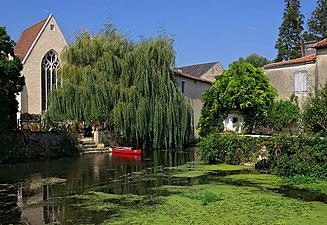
[0,148,196,224]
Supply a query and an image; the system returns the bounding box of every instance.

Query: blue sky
[1,0,316,68]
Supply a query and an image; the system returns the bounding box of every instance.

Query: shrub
[197,133,263,164]
[267,134,327,178]
[302,83,327,136]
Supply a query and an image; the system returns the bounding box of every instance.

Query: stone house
[264,38,327,107]
[14,14,67,121]
[174,62,224,137]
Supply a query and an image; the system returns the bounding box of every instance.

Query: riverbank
[0,131,80,164]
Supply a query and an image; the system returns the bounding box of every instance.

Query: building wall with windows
[15,14,67,115]
[264,39,327,108]
[264,62,316,107]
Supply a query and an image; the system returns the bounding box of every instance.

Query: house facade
[14,14,67,119]
[264,38,327,107]
[174,62,224,137]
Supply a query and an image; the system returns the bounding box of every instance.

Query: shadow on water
[0,147,326,224]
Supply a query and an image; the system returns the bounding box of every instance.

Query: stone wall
[0,132,80,164]
[201,63,224,83]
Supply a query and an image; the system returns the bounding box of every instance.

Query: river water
[0,148,197,224]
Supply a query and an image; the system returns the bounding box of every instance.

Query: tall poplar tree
[275,0,304,62]
[306,0,327,41]
[47,26,194,150]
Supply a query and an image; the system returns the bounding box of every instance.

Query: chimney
[303,41,317,56]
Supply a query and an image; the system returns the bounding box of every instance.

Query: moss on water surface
[224,173,327,195]
[100,184,327,225]
[55,164,327,225]
[172,162,252,178]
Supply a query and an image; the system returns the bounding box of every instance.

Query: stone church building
[14,14,67,121]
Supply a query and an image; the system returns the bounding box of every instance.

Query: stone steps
[79,138,112,154]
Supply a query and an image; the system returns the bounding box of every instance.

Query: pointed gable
[178,62,218,78]
[14,17,48,61]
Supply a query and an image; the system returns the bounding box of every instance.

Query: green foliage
[275,0,304,62]
[267,134,327,178]
[0,26,24,130]
[302,83,327,136]
[233,53,271,68]
[57,132,81,157]
[47,24,193,149]
[305,0,327,41]
[264,94,300,133]
[197,132,263,164]
[197,62,277,136]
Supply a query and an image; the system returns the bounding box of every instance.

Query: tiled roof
[177,62,218,78]
[264,54,316,69]
[314,38,327,48]
[14,18,47,60]
[173,70,213,84]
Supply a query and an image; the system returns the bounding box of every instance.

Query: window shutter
[294,71,308,93]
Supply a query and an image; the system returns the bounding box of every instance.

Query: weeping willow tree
[46,26,193,149]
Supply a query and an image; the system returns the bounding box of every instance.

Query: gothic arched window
[41,50,60,111]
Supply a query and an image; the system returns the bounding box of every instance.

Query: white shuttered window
[294,71,308,93]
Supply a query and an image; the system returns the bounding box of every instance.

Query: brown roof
[264,54,316,69]
[314,38,327,48]
[14,18,47,60]
[173,70,213,84]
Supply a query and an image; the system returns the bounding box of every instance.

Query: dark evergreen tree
[0,27,24,130]
[275,0,304,62]
[306,0,327,41]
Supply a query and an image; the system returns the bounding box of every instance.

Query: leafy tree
[275,0,304,62]
[265,94,300,132]
[197,62,277,137]
[232,53,271,68]
[0,27,24,130]
[305,0,327,41]
[47,26,193,149]
[302,83,327,136]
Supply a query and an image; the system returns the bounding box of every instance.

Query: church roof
[264,54,316,69]
[14,15,52,62]
[177,62,218,78]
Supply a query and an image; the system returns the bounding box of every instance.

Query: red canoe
[111,146,142,155]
